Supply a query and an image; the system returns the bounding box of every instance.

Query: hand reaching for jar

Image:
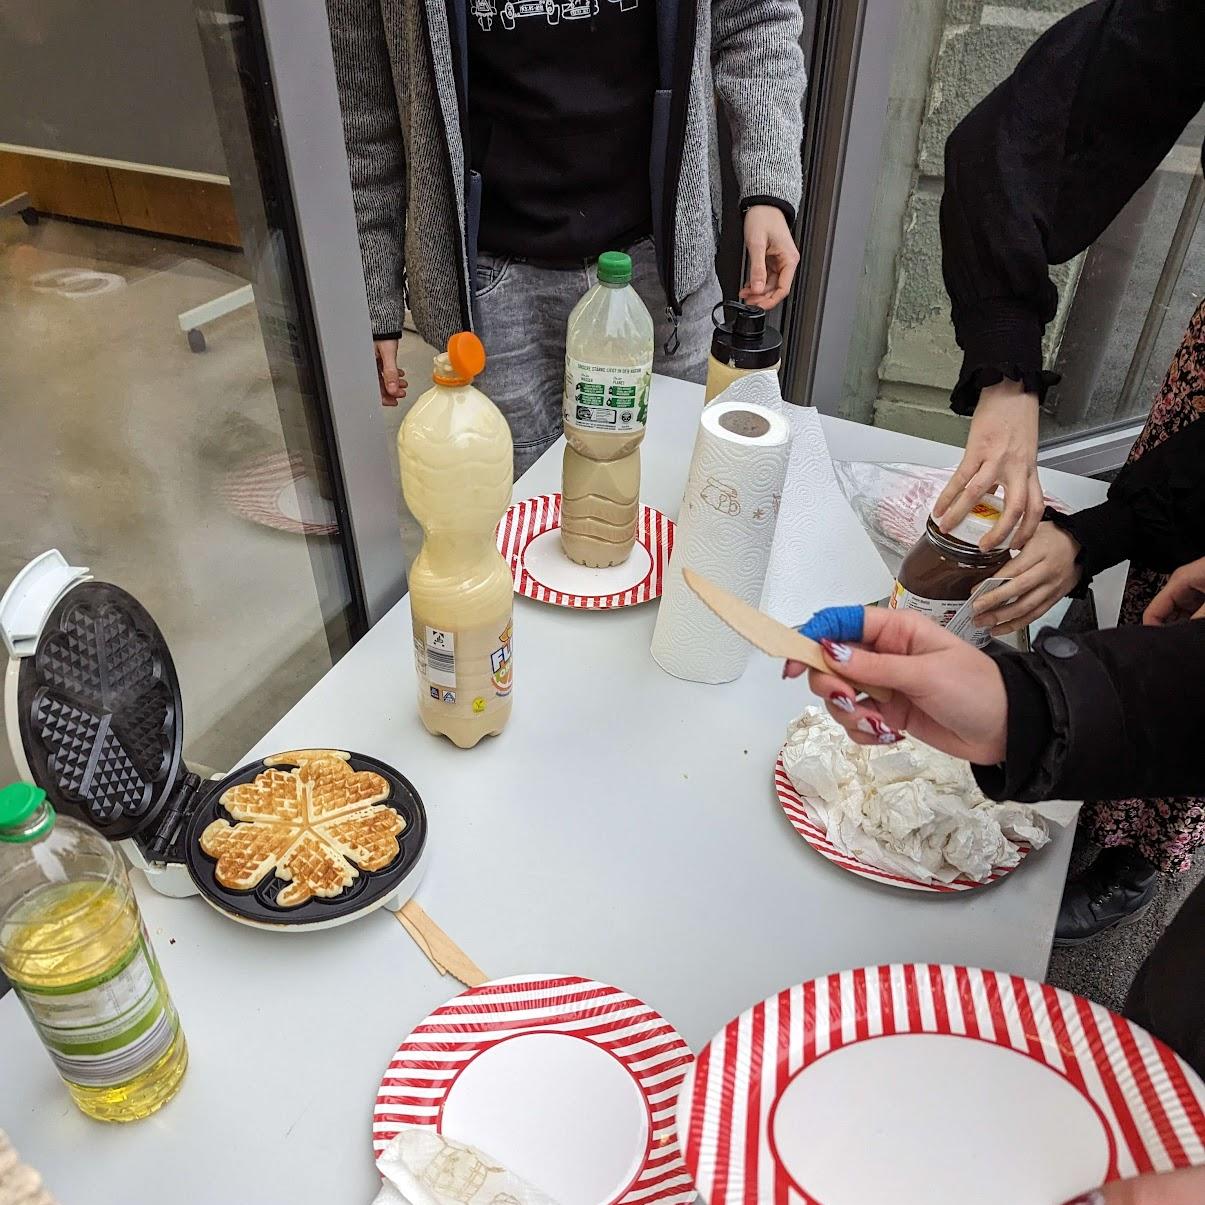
[934,379,1043,550]
[972,521,1083,636]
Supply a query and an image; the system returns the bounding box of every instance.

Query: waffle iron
[1,551,428,930]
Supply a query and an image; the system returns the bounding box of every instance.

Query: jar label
[890,580,998,648]
[564,357,651,433]
[413,614,514,716]
[13,932,176,1087]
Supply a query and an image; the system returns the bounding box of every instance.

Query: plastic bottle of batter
[399,333,514,748]
[561,251,654,567]
[703,301,782,403]
[890,496,1012,647]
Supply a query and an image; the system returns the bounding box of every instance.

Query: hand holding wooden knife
[681,569,893,704]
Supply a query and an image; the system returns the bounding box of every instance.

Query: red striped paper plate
[374,974,696,1204]
[680,964,1205,1204]
[497,493,673,608]
[774,754,1029,894]
[220,451,339,536]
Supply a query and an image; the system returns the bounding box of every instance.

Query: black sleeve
[940,0,1205,414]
[974,622,1205,803]
[1048,416,1205,579]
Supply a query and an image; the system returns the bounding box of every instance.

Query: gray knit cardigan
[327,0,805,347]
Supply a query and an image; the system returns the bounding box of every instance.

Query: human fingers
[744,231,768,301]
[772,238,800,299]
[817,635,933,697]
[858,604,965,656]
[974,558,1053,627]
[984,584,1058,634]
[1011,473,1045,550]
[938,463,1000,535]
[982,465,1028,550]
[823,696,902,744]
[1143,571,1205,626]
[934,456,981,525]
[375,339,402,405]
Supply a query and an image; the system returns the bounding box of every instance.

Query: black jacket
[940,0,1205,414]
[1046,415,1205,586]
[974,622,1205,802]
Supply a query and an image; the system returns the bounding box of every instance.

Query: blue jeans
[474,236,721,477]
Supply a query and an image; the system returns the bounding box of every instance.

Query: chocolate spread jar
[890,496,1012,647]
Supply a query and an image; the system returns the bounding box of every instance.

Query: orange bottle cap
[434,331,486,386]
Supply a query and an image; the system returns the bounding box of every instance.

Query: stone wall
[851,0,1088,442]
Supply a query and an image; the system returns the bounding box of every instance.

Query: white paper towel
[651,399,792,683]
[715,372,894,623]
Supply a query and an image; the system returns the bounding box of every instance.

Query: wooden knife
[682,568,892,703]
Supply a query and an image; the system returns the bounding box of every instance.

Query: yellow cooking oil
[0,785,187,1121]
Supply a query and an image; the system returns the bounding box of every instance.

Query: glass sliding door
[0,0,402,785]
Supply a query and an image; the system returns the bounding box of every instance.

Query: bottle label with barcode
[423,627,457,688]
[412,614,514,718]
[13,932,177,1088]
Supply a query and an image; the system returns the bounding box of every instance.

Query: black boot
[1054,846,1159,947]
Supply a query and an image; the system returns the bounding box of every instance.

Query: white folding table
[0,376,1126,1204]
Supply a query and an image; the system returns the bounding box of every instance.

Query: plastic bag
[832,461,1069,560]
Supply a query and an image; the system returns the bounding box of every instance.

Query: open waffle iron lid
[16,579,428,928]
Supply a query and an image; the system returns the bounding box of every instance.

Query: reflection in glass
[0,0,358,785]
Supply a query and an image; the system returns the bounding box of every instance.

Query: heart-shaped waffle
[200,755,403,906]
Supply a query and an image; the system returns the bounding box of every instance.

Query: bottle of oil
[400,332,515,748]
[0,783,187,1122]
[561,251,655,567]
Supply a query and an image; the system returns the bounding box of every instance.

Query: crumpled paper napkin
[372,1129,560,1205]
[783,708,1078,884]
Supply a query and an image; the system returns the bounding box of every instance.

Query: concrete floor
[1047,838,1205,1015]
[0,216,430,785]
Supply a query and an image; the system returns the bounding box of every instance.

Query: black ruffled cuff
[950,364,1061,416]
[949,301,1058,414]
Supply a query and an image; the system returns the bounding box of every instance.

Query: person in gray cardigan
[328,0,805,474]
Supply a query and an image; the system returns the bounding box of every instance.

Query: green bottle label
[563,358,651,433]
[12,930,176,1087]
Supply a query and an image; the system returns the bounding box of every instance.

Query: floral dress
[1080,296,1205,873]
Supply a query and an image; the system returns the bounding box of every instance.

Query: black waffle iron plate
[17,580,427,929]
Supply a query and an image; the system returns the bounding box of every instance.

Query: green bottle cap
[597,251,633,285]
[0,783,53,843]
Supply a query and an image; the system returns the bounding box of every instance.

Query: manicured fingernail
[820,639,852,664]
[857,717,899,743]
[782,664,789,679]
[829,692,855,714]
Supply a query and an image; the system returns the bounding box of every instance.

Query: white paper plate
[374,974,696,1204]
[679,964,1205,1204]
[774,754,1031,893]
[497,493,673,607]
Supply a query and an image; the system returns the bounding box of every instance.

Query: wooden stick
[396,899,488,988]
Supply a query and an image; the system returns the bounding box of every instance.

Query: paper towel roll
[708,372,894,624]
[651,399,792,683]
